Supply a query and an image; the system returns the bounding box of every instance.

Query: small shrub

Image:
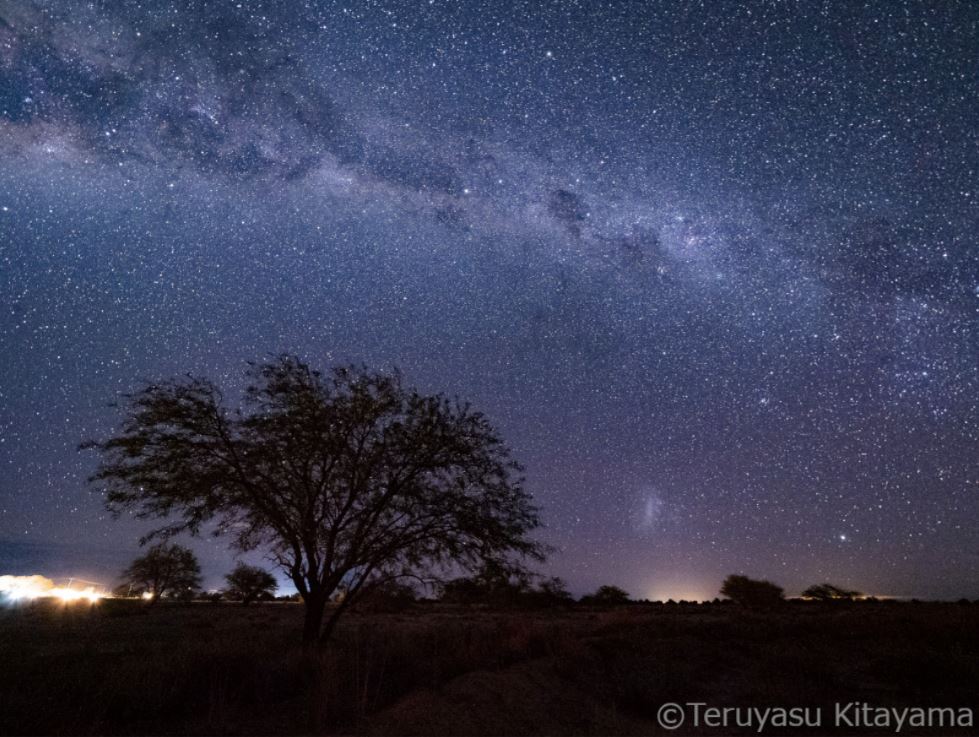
[579,585,631,606]
[720,574,784,608]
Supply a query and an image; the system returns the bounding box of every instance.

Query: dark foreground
[1,600,977,736]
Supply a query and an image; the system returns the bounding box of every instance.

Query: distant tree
[440,560,531,607]
[533,576,574,606]
[85,356,544,646]
[720,574,784,607]
[355,579,417,613]
[441,569,572,609]
[801,583,862,601]
[224,563,278,605]
[440,575,487,605]
[580,584,631,605]
[119,543,201,604]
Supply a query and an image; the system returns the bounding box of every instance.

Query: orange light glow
[0,575,105,604]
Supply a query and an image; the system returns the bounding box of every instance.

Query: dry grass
[0,600,977,735]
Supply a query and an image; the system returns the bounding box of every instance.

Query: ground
[0,600,977,735]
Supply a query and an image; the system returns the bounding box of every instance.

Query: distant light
[646,583,714,602]
[0,575,105,603]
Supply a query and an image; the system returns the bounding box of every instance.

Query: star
[0,0,975,600]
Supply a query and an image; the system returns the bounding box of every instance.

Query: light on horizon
[0,575,106,604]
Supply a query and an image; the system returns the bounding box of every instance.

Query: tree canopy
[224,563,278,605]
[720,574,785,607]
[119,543,202,603]
[86,355,544,644]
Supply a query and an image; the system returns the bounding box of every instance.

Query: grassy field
[0,600,977,735]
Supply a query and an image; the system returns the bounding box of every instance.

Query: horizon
[0,536,970,602]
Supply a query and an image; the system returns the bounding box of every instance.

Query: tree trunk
[319,605,344,645]
[302,592,327,648]
[300,592,330,732]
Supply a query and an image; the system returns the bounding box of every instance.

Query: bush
[579,585,631,606]
[719,575,784,607]
[355,581,417,613]
[801,583,862,601]
[526,577,574,608]
[439,562,532,608]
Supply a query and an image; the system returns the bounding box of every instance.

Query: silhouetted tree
[440,570,570,608]
[224,563,278,605]
[580,584,631,605]
[440,575,488,605]
[440,560,531,607]
[85,355,544,646]
[355,579,417,613]
[119,543,201,604]
[720,574,784,607]
[801,583,862,601]
[532,576,574,606]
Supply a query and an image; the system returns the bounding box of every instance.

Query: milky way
[1,1,977,598]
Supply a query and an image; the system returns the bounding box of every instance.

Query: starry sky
[1,0,977,600]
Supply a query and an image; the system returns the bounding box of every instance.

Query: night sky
[1,1,977,600]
